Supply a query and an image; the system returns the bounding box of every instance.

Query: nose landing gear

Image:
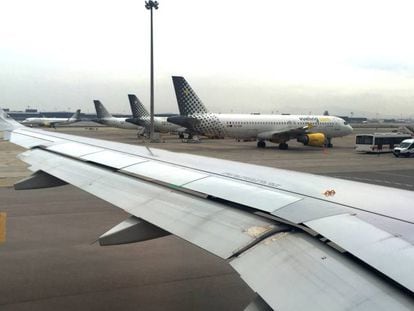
[325,137,333,148]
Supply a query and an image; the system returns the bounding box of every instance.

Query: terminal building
[338,116,368,124]
[3,108,177,122]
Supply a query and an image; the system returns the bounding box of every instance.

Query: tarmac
[0,126,413,310]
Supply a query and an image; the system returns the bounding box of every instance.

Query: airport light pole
[145,0,158,141]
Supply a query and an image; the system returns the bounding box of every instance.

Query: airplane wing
[1,109,413,310]
[257,124,312,141]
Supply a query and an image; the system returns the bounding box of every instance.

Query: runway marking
[0,212,6,244]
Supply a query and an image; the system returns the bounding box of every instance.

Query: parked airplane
[93,100,144,133]
[21,109,81,128]
[168,76,353,149]
[125,94,184,135]
[1,108,413,310]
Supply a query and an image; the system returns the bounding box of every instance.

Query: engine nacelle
[297,133,325,147]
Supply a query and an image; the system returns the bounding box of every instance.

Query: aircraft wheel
[179,134,184,139]
[279,143,288,150]
[257,141,266,148]
[327,143,333,148]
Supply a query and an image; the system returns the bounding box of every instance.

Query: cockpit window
[344,121,349,125]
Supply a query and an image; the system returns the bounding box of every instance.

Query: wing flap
[305,214,414,292]
[271,197,349,223]
[185,176,302,212]
[121,161,208,186]
[47,142,103,157]
[82,150,149,169]
[231,231,414,311]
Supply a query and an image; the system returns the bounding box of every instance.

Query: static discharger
[0,212,6,244]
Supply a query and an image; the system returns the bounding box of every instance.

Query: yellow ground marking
[0,212,6,244]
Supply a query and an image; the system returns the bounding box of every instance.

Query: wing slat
[231,232,414,311]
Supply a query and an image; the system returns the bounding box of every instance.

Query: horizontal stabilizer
[99,216,170,246]
[126,118,147,127]
[14,171,67,190]
[167,116,200,129]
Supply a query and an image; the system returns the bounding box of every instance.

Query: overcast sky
[1,0,414,118]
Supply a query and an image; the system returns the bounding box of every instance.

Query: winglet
[0,108,23,133]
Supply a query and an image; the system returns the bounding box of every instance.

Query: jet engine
[297,133,325,146]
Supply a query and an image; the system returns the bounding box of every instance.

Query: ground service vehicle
[355,133,412,153]
[393,138,414,157]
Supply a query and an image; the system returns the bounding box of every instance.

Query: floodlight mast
[145,0,158,140]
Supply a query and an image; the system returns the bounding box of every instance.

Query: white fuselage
[22,117,75,127]
[222,114,352,138]
[99,117,142,130]
[143,116,183,133]
[189,114,353,139]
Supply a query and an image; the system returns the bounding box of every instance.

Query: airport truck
[355,133,412,153]
[393,138,414,157]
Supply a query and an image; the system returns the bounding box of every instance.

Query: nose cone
[346,124,353,134]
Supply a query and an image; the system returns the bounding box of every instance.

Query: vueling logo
[299,117,318,122]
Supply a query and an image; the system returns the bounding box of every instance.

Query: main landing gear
[325,137,333,148]
[182,133,200,143]
[137,128,146,138]
[278,142,288,150]
[256,141,289,150]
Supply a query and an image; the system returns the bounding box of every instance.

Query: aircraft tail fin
[172,76,208,116]
[93,100,112,119]
[69,109,81,121]
[0,108,23,133]
[128,94,149,118]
